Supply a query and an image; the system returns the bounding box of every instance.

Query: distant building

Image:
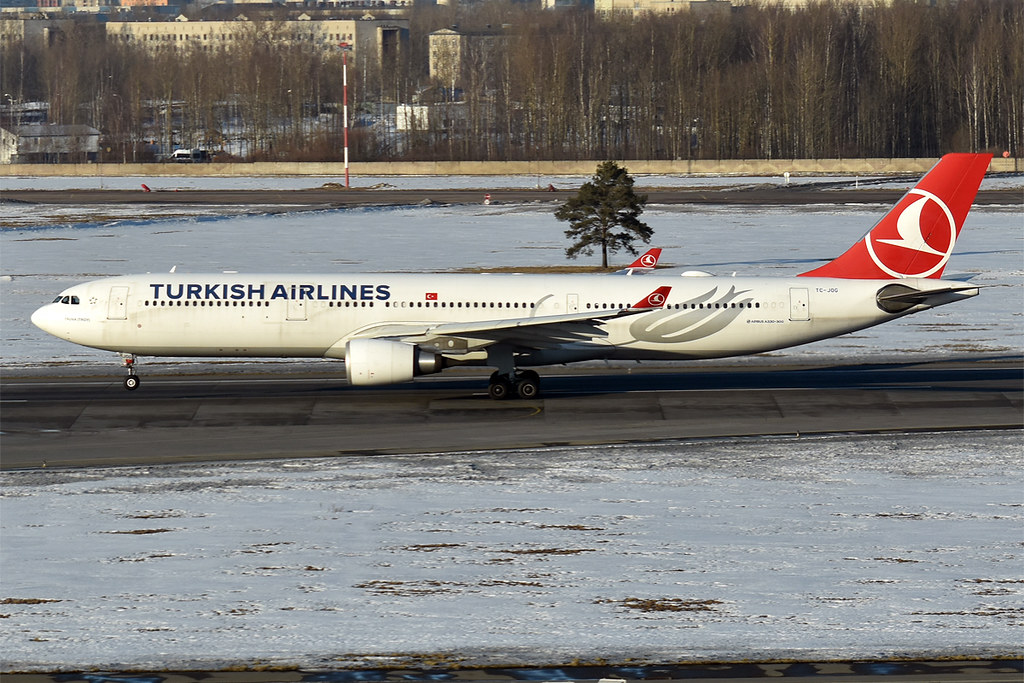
[593,0,731,17]
[0,17,104,49]
[541,0,594,8]
[428,27,506,93]
[2,13,407,62]
[117,0,177,7]
[0,100,50,127]
[1,124,100,163]
[105,13,407,57]
[396,101,466,131]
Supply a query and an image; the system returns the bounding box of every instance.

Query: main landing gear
[122,354,140,391]
[487,369,540,400]
[485,347,541,400]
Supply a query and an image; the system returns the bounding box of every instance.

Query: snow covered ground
[2,431,1022,672]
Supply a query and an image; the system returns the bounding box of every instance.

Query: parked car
[169,148,211,162]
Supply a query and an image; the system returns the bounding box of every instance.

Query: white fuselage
[30,272,953,366]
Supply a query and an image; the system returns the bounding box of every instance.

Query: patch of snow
[1,431,1021,672]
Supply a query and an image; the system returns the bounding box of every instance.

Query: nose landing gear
[122,354,140,391]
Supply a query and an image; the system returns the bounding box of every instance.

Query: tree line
[2,0,1020,162]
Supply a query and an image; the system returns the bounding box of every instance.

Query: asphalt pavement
[2,357,1020,470]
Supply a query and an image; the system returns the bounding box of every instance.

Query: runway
[2,357,1020,470]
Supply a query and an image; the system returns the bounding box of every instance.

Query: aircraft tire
[124,375,140,391]
[487,377,512,400]
[515,372,540,399]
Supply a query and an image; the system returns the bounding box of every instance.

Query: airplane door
[789,287,810,321]
[567,293,579,313]
[107,286,129,320]
[287,298,307,321]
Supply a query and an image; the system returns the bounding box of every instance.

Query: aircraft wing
[354,286,671,352]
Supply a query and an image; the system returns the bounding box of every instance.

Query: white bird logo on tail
[866,189,957,278]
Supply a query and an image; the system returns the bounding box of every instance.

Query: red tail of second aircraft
[627,248,662,271]
[800,153,992,280]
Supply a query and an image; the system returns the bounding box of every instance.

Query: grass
[597,597,724,613]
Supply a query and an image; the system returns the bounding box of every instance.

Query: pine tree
[555,161,653,268]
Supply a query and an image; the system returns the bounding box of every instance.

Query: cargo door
[789,287,810,321]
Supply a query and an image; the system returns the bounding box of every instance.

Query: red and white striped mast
[339,41,352,188]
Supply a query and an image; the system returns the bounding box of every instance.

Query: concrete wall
[1,157,1019,177]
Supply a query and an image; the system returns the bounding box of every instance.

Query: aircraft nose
[31,304,60,335]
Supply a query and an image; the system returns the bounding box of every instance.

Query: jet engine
[345,338,446,386]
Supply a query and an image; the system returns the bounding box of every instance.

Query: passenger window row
[385,301,535,309]
[587,301,760,310]
[143,300,268,307]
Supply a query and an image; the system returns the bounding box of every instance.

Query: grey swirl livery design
[630,285,754,344]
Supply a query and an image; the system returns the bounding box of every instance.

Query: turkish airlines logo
[640,254,658,268]
[647,292,666,306]
[865,189,957,278]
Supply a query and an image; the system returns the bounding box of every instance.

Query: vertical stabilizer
[799,153,991,279]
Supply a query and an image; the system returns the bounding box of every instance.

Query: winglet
[618,248,662,275]
[630,286,671,309]
[799,153,991,280]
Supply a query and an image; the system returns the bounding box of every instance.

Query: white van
[169,148,210,162]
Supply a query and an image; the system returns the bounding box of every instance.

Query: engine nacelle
[344,338,445,386]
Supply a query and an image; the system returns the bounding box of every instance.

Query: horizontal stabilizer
[876,282,979,313]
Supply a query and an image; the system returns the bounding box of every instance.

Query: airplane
[31,153,992,400]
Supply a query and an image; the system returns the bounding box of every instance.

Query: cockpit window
[53,295,80,305]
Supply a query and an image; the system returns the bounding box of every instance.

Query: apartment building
[428,27,505,90]
[2,13,407,61]
[106,14,406,57]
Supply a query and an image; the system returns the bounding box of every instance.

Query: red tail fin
[799,153,991,279]
[626,248,662,271]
